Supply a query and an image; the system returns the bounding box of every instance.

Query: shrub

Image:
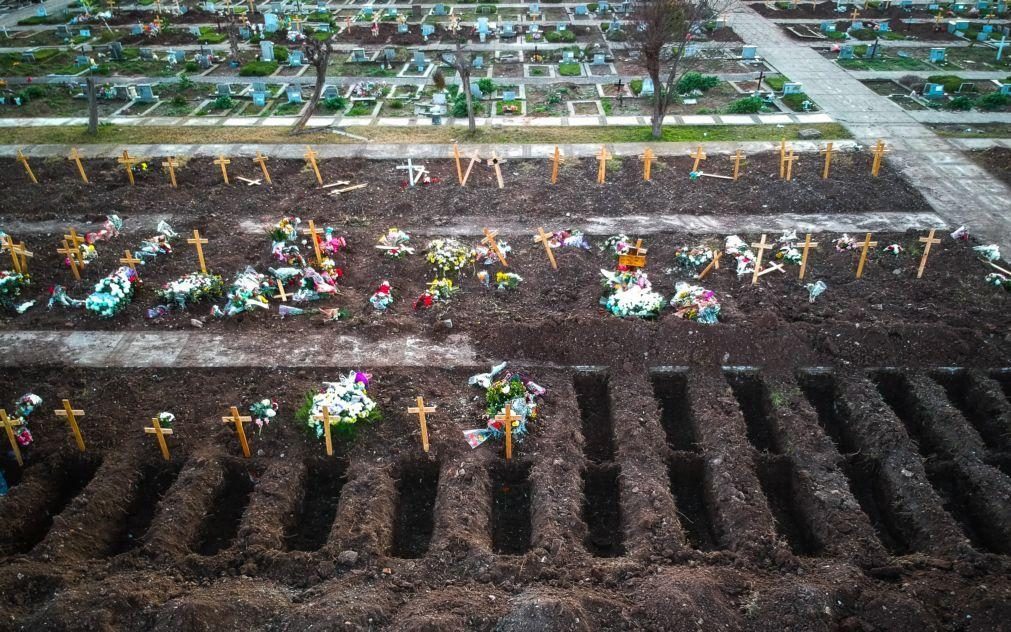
[764,75,787,91]
[545,29,576,43]
[388,99,403,109]
[212,95,234,110]
[677,72,719,94]
[184,61,199,72]
[850,28,877,40]
[630,79,643,95]
[239,61,278,76]
[171,95,187,107]
[477,77,495,95]
[826,30,847,40]
[927,74,964,93]
[782,92,813,111]
[725,96,764,113]
[605,27,626,41]
[322,95,347,111]
[945,95,974,110]
[977,92,1009,110]
[273,46,289,63]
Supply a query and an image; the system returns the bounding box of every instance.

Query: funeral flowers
[249,399,278,433]
[157,272,224,310]
[414,278,458,310]
[376,228,414,258]
[296,372,381,441]
[463,363,546,449]
[370,280,394,310]
[669,282,720,324]
[426,238,473,278]
[599,269,665,319]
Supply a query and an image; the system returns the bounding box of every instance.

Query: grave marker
[494,406,516,460]
[798,234,818,279]
[145,416,174,461]
[57,239,82,280]
[550,145,563,185]
[452,143,463,185]
[486,152,506,189]
[640,147,656,181]
[596,145,612,184]
[870,139,888,177]
[534,227,558,270]
[54,399,86,452]
[917,229,940,279]
[461,151,481,187]
[780,148,798,181]
[13,242,31,274]
[275,279,287,301]
[222,406,252,458]
[187,229,209,274]
[214,154,231,184]
[161,156,179,188]
[254,151,272,185]
[750,234,772,285]
[855,232,878,279]
[617,238,647,270]
[732,149,745,181]
[407,396,435,453]
[120,250,141,277]
[303,220,324,266]
[16,149,37,184]
[304,146,323,185]
[396,158,428,187]
[778,138,787,178]
[698,250,722,280]
[690,145,707,172]
[64,227,85,249]
[482,228,509,267]
[319,407,333,456]
[68,148,89,184]
[0,410,25,466]
[118,150,138,185]
[820,142,834,179]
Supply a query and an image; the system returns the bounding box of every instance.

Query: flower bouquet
[0,271,30,310]
[426,239,474,278]
[835,234,857,252]
[157,272,225,310]
[295,372,381,442]
[599,269,665,319]
[724,235,757,276]
[8,393,42,447]
[601,234,633,257]
[985,273,1010,291]
[672,244,715,271]
[974,244,1000,262]
[414,278,458,310]
[249,399,278,434]
[268,216,301,243]
[463,363,546,449]
[670,282,720,324]
[774,231,801,265]
[883,244,903,256]
[543,229,590,250]
[85,266,138,318]
[85,215,123,244]
[473,240,512,266]
[211,267,271,318]
[376,228,414,258]
[370,280,393,310]
[495,271,522,290]
[135,221,177,263]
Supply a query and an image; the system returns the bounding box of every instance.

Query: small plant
[945,95,974,110]
[211,95,234,110]
[171,95,187,107]
[477,77,495,95]
[927,74,964,93]
[676,71,719,94]
[388,99,403,109]
[545,29,576,43]
[239,61,279,76]
[322,95,347,111]
[630,78,643,95]
[184,61,199,72]
[977,92,1009,110]
[725,96,764,113]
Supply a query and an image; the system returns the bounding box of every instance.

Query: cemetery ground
[968,145,1011,185]
[0,153,1010,629]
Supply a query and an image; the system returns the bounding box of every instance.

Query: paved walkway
[733,2,1011,255]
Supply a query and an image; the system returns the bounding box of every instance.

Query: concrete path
[733,2,1011,255]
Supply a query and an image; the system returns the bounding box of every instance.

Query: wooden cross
[690,145,707,172]
[850,7,860,21]
[798,233,819,280]
[275,279,287,301]
[461,151,481,187]
[452,143,463,185]
[54,399,86,452]
[550,145,563,185]
[145,416,174,461]
[534,227,558,270]
[596,146,612,184]
[119,249,141,271]
[732,149,745,181]
[11,241,32,274]
[482,228,509,267]
[781,148,798,181]
[486,152,506,189]
[4,236,20,274]
[640,147,656,181]
[494,406,516,461]
[214,155,231,185]
[0,409,25,466]
[290,15,303,32]
[69,147,89,184]
[254,151,272,185]
[57,239,83,280]
[187,229,208,274]
[118,150,138,185]
[162,156,179,188]
[407,396,435,453]
[778,138,787,178]
[855,232,878,279]
[820,142,834,179]
[16,149,37,184]
[698,250,722,280]
[617,238,648,270]
[750,234,773,285]
[304,145,323,185]
[870,139,888,177]
[64,227,85,249]
[319,407,334,456]
[303,220,324,266]
[222,406,252,458]
[917,229,940,279]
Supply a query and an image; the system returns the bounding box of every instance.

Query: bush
[849,28,877,40]
[239,61,278,76]
[927,74,964,93]
[211,95,234,110]
[945,95,974,110]
[477,77,495,95]
[977,92,1009,110]
[782,92,813,111]
[677,72,719,94]
[273,46,289,63]
[322,95,347,111]
[605,27,626,41]
[630,79,643,95]
[184,61,199,72]
[171,95,187,107]
[558,61,581,76]
[545,29,576,43]
[725,96,764,113]
[388,99,403,109]
[826,30,847,40]
[764,75,787,91]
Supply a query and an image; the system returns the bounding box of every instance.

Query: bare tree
[290,27,334,135]
[440,42,478,134]
[225,14,241,62]
[628,0,727,139]
[86,76,99,136]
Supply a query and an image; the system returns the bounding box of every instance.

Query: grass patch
[764,74,788,91]
[558,62,581,77]
[239,61,279,76]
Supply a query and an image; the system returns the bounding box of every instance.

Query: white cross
[396,158,427,187]
[997,35,1008,61]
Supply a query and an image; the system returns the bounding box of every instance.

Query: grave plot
[967,146,1011,187]
[0,363,1009,628]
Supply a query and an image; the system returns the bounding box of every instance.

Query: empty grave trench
[490,462,532,555]
[285,459,347,553]
[650,370,699,453]
[195,460,258,556]
[930,370,1005,451]
[925,462,1010,555]
[107,461,183,556]
[582,463,624,557]
[872,371,943,457]
[993,371,1011,404]
[725,371,782,455]
[390,460,440,559]
[756,455,823,557]
[574,372,615,463]
[667,455,721,551]
[800,372,919,555]
[6,455,101,556]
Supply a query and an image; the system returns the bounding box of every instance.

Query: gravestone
[196,53,212,69]
[286,85,303,103]
[20,51,36,63]
[998,83,1011,95]
[926,1,937,8]
[433,92,447,105]
[36,6,47,16]
[838,45,855,59]
[685,43,700,57]
[473,54,484,69]
[260,40,275,62]
[421,23,435,40]
[598,0,609,12]
[171,50,186,64]
[362,6,374,19]
[252,81,267,93]
[575,4,588,16]
[57,25,70,38]
[640,76,654,96]
[413,50,426,72]
[851,21,864,30]
[189,25,202,36]
[289,50,304,66]
[502,90,516,101]
[204,1,216,10]
[820,20,835,33]
[976,31,988,41]
[501,21,515,37]
[253,91,267,107]
[114,85,134,100]
[878,21,890,32]
[75,55,90,66]
[557,22,567,31]
[139,47,154,60]
[470,81,483,98]
[783,82,803,95]
[929,47,946,62]
[217,83,231,96]
[322,84,338,99]
[562,50,574,63]
[383,46,396,61]
[592,52,606,65]
[529,3,541,17]
[351,47,367,62]
[529,23,540,34]
[131,24,143,35]
[433,3,448,15]
[137,84,158,103]
[742,45,757,59]
[239,25,251,39]
[398,22,409,33]
[80,28,91,38]
[923,82,945,98]
[264,13,279,33]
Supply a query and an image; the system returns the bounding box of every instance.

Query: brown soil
[1,154,1010,630]
[968,146,1011,188]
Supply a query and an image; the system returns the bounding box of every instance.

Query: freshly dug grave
[0,364,1009,630]
[0,152,933,222]
[968,146,1011,188]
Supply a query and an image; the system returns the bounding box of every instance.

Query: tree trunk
[459,68,476,133]
[290,64,326,135]
[649,69,664,139]
[228,25,240,61]
[86,76,98,136]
